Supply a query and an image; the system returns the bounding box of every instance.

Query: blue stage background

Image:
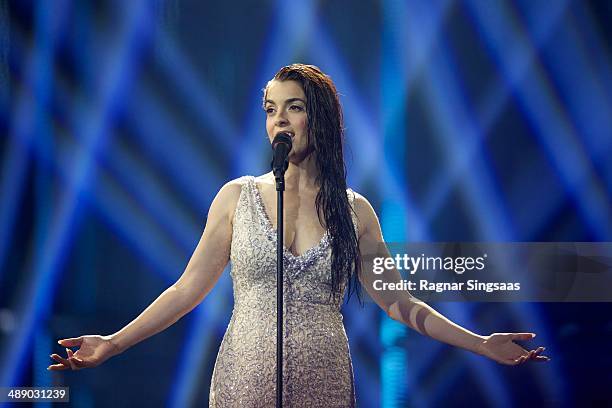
[0,1,610,406]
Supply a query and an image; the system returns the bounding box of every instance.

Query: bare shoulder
[209,176,247,223]
[217,176,245,201]
[254,171,275,187]
[349,190,380,237]
[350,190,376,217]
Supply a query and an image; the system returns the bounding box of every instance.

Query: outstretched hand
[48,335,121,371]
[475,333,550,366]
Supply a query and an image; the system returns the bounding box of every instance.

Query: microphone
[271,132,293,179]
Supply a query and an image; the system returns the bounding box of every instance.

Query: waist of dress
[232,297,343,315]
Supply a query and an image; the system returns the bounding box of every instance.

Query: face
[264,80,311,162]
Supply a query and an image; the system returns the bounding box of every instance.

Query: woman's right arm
[49,179,242,370]
[108,179,242,353]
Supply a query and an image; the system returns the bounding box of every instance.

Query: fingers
[49,353,72,369]
[506,350,533,365]
[529,347,550,362]
[510,333,536,341]
[58,337,83,347]
[509,347,550,365]
[48,351,86,371]
[47,363,70,371]
[514,350,534,364]
[65,348,85,363]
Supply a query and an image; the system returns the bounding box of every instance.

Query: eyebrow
[264,97,306,105]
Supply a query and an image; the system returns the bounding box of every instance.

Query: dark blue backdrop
[0,0,610,407]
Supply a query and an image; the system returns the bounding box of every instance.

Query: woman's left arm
[353,193,550,365]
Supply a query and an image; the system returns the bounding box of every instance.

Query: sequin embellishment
[208,176,357,407]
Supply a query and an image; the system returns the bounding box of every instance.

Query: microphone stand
[270,133,291,408]
[274,161,287,408]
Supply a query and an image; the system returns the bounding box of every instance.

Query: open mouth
[278,131,295,139]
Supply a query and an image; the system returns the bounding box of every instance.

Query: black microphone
[271,132,293,179]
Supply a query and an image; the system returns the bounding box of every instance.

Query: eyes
[265,105,305,115]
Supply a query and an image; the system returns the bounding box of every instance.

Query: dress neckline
[249,176,329,260]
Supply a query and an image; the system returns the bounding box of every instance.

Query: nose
[274,113,289,127]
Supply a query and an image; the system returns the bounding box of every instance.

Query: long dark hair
[264,64,363,305]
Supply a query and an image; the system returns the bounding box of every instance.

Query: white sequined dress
[209,176,357,407]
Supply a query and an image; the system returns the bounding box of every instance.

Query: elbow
[170,284,203,311]
[385,301,400,322]
[385,297,421,328]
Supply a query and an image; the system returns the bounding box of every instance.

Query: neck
[283,153,318,192]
